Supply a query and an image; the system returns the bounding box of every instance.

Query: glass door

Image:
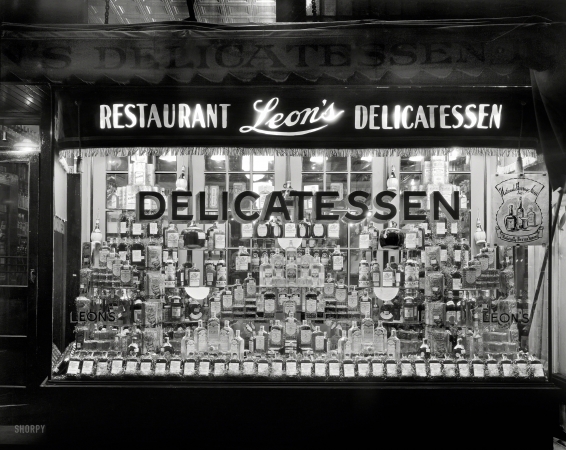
[0,151,38,388]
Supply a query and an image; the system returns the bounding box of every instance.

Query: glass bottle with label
[404,251,419,289]
[216,255,227,288]
[230,330,245,360]
[165,222,180,250]
[337,329,350,360]
[164,251,176,289]
[99,240,110,268]
[219,320,234,353]
[204,256,216,287]
[305,288,318,319]
[259,254,273,287]
[332,245,344,272]
[310,256,325,288]
[298,248,313,287]
[270,216,282,238]
[213,223,226,250]
[358,256,371,289]
[374,321,387,355]
[244,272,256,297]
[419,338,431,359]
[118,211,130,239]
[379,221,404,250]
[386,328,401,359]
[323,272,336,298]
[250,243,261,273]
[359,225,371,249]
[320,248,330,269]
[382,260,395,287]
[255,220,270,239]
[263,287,276,319]
[236,246,250,272]
[117,238,129,262]
[380,296,394,322]
[183,220,206,249]
[394,257,404,287]
[297,215,311,239]
[284,311,299,343]
[207,311,221,350]
[311,326,326,355]
[120,255,133,287]
[403,295,417,323]
[252,325,267,354]
[186,263,200,287]
[348,321,362,355]
[335,276,348,305]
[286,255,298,287]
[269,320,284,352]
[370,253,381,287]
[195,319,208,353]
[311,220,326,239]
[205,222,218,252]
[361,313,375,350]
[359,288,371,319]
[298,320,312,353]
[347,287,359,317]
[221,285,233,318]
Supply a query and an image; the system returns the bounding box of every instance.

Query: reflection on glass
[302,156,323,172]
[448,151,470,172]
[106,156,128,171]
[0,162,28,286]
[252,156,274,172]
[155,174,177,191]
[302,173,323,210]
[400,174,422,192]
[326,156,347,172]
[205,174,226,210]
[106,210,121,237]
[156,156,177,172]
[351,156,372,172]
[326,173,347,209]
[400,156,424,172]
[205,155,226,172]
[228,155,245,172]
[106,174,128,209]
[251,174,274,210]
[351,173,372,199]
[229,173,250,209]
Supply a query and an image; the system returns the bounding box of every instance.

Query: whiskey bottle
[165,222,180,250]
[219,320,234,353]
[221,285,233,318]
[347,287,359,317]
[298,320,312,353]
[386,328,401,360]
[358,256,371,289]
[269,320,284,352]
[370,253,381,287]
[348,321,362,355]
[516,196,525,230]
[382,260,395,287]
[374,321,387,354]
[286,255,298,286]
[259,254,273,287]
[255,220,269,238]
[403,295,417,323]
[527,205,536,227]
[311,220,326,239]
[263,287,276,319]
[255,325,268,354]
[359,288,371,319]
[379,221,404,250]
[360,312,375,350]
[323,272,336,298]
[404,251,419,289]
[194,319,208,353]
[230,330,245,360]
[419,338,431,359]
[310,255,325,288]
[216,255,227,288]
[120,255,133,287]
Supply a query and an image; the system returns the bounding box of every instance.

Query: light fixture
[361,156,372,162]
[449,148,461,161]
[211,154,225,161]
[13,139,38,152]
[159,150,176,162]
[386,165,398,192]
[310,156,323,164]
[409,155,424,162]
[1,131,6,141]
[473,210,486,246]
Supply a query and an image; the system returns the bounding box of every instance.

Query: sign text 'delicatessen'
[55,88,537,149]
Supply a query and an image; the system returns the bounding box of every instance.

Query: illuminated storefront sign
[55,87,537,149]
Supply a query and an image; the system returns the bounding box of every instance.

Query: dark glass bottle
[182,220,206,249]
[379,221,404,250]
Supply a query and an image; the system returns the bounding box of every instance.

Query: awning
[0,19,542,86]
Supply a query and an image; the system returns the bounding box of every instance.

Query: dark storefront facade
[1,19,565,446]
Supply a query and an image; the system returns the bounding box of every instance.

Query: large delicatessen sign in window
[55,87,538,153]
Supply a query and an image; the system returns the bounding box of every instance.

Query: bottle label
[372,361,384,377]
[436,222,446,235]
[315,335,325,350]
[120,222,128,234]
[222,294,233,309]
[348,293,358,309]
[306,298,317,313]
[405,232,417,249]
[285,321,297,337]
[452,277,462,290]
[257,362,269,376]
[210,300,221,316]
[323,283,335,297]
[170,360,182,375]
[271,361,283,376]
[206,271,215,283]
[431,362,443,376]
[255,335,265,351]
[285,223,296,237]
[257,223,268,237]
[270,329,282,345]
[359,233,370,249]
[183,362,195,376]
[198,361,210,376]
[286,361,297,376]
[264,298,276,313]
[313,223,324,237]
[80,360,94,375]
[214,234,226,249]
[228,362,240,375]
[132,250,143,262]
[189,271,200,287]
[99,249,109,264]
[300,329,312,344]
[125,361,137,374]
[241,223,253,238]
[451,222,458,234]
[414,362,426,377]
[329,362,340,376]
[372,270,381,286]
[246,282,256,296]
[300,362,312,377]
[120,268,132,283]
[473,363,485,377]
[236,256,248,271]
[132,223,142,235]
[382,271,394,287]
[119,251,127,262]
[149,222,158,236]
[333,255,343,271]
[343,363,355,377]
[454,249,461,262]
[96,361,109,376]
[234,288,244,305]
[167,232,179,248]
[314,362,326,377]
[327,223,340,238]
[336,288,347,302]
[405,266,418,289]
[440,248,448,262]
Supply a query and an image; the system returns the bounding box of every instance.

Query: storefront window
[52,149,549,383]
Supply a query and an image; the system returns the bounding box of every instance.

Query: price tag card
[213,363,225,376]
[359,234,370,249]
[140,362,152,375]
[241,223,254,238]
[125,361,137,374]
[257,363,269,376]
[286,361,297,376]
[487,363,499,378]
[111,360,123,374]
[184,362,196,376]
[405,232,417,249]
[228,362,240,375]
[243,361,255,375]
[300,362,312,377]
[516,362,528,378]
[343,363,355,378]
[472,363,485,378]
[532,363,545,378]
[458,362,470,377]
[415,362,426,377]
[501,363,513,378]
[169,360,182,375]
[284,223,297,238]
[329,362,340,377]
[67,360,80,375]
[81,360,94,375]
[372,362,384,377]
[401,362,412,377]
[444,363,456,378]
[429,362,442,377]
[96,362,109,376]
[386,363,398,377]
[198,361,210,376]
[314,362,326,377]
[155,362,167,376]
[357,362,369,377]
[271,362,283,376]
